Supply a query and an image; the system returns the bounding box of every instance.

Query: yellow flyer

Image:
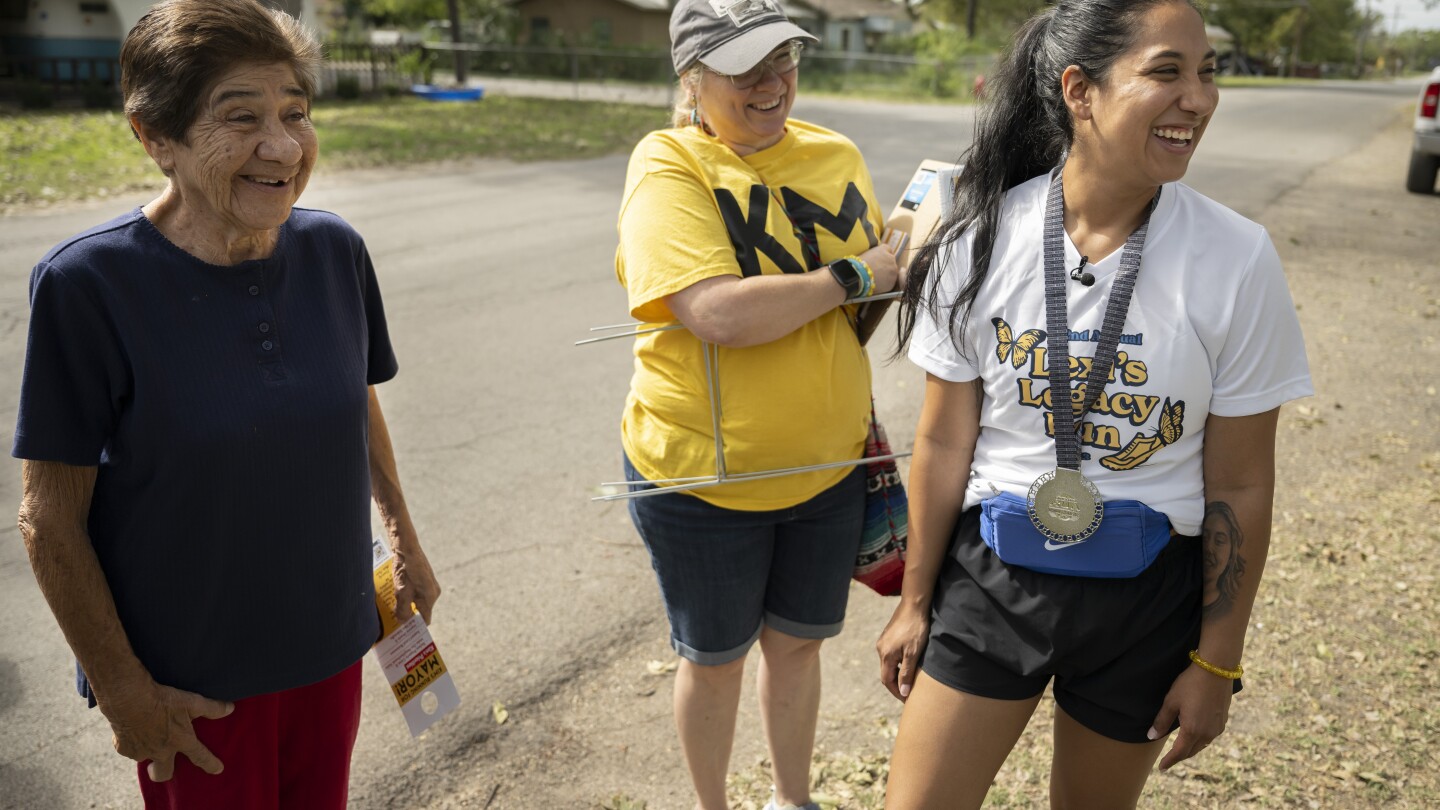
[371,538,461,736]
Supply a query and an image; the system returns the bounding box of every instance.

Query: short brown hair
[121,0,321,143]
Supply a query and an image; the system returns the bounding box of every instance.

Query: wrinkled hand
[100,678,233,782]
[1149,664,1234,770]
[858,243,901,295]
[390,533,441,625]
[876,602,929,702]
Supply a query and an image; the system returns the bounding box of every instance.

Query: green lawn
[0,96,667,211]
[1215,75,1340,87]
[314,95,665,168]
[0,109,156,209]
[5,76,1364,211]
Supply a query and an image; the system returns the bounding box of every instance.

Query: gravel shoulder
[401,110,1439,809]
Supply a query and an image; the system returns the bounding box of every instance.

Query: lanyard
[1041,171,1159,471]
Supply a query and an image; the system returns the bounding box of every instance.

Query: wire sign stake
[579,292,910,502]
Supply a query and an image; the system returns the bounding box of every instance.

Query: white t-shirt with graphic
[909,172,1314,535]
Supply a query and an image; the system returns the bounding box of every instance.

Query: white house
[1,0,316,80]
[791,0,913,55]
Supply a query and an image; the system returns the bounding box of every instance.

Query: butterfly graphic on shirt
[992,317,1046,369]
[1099,397,1186,471]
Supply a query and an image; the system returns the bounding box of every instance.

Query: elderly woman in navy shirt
[12,1,440,807]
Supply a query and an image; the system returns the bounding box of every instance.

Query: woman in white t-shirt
[875,1,1312,807]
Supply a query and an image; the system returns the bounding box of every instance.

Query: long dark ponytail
[896,0,1193,357]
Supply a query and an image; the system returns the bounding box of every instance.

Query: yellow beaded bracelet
[1188,649,1243,680]
[850,256,875,298]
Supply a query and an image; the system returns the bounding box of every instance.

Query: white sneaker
[762,802,820,810]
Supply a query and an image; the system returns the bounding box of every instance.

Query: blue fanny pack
[978,492,1173,578]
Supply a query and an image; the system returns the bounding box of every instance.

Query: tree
[1388,28,1440,70]
[1353,5,1384,74]
[1206,0,1362,73]
[355,0,514,42]
[919,0,1047,40]
[446,0,466,84]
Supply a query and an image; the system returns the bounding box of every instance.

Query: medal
[1029,170,1158,545]
[1027,467,1102,543]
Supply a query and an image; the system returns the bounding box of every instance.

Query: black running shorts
[921,507,1240,743]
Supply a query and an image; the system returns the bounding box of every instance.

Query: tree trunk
[1288,10,1303,78]
[447,0,467,85]
[966,0,978,40]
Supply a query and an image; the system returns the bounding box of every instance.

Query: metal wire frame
[580,291,911,502]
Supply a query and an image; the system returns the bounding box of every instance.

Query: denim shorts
[624,454,866,665]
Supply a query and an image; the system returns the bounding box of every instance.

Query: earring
[690,106,702,128]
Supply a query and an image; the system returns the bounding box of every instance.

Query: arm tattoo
[1201,501,1245,620]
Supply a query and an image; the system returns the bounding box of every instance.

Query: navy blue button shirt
[13,207,398,702]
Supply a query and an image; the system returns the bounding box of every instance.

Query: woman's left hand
[1148,664,1234,770]
[389,526,441,625]
[368,387,440,624]
[857,244,902,294]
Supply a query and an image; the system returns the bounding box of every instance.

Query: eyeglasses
[707,41,804,90]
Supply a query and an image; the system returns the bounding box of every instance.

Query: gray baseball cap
[670,0,819,76]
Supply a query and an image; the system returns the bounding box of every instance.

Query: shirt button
[259,322,271,333]
[262,340,274,351]
[248,285,260,296]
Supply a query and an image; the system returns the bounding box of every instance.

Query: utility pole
[447,0,468,85]
[1287,2,1306,77]
[1354,0,1370,76]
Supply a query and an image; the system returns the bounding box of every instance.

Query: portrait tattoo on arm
[1201,501,1246,620]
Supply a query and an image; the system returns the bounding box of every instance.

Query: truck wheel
[1406,148,1439,194]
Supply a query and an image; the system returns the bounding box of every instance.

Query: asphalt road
[0,79,1419,809]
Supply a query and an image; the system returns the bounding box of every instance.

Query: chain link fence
[323,41,995,102]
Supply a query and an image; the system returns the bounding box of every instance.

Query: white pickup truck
[1407,66,1440,194]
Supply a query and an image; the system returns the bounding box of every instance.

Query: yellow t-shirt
[615,120,882,511]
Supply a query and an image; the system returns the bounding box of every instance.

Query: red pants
[138,660,363,810]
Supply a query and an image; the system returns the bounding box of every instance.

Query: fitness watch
[825,257,864,298]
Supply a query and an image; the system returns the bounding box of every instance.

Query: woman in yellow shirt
[614,2,898,807]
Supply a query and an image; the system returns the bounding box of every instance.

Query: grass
[0,74,1402,212]
[313,95,664,168]
[0,95,667,212]
[0,109,157,209]
[805,81,983,106]
[1214,73,1421,87]
[1215,75,1317,88]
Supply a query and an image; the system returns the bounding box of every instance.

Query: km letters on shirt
[615,120,882,511]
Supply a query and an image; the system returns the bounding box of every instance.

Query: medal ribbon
[1041,170,1159,471]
